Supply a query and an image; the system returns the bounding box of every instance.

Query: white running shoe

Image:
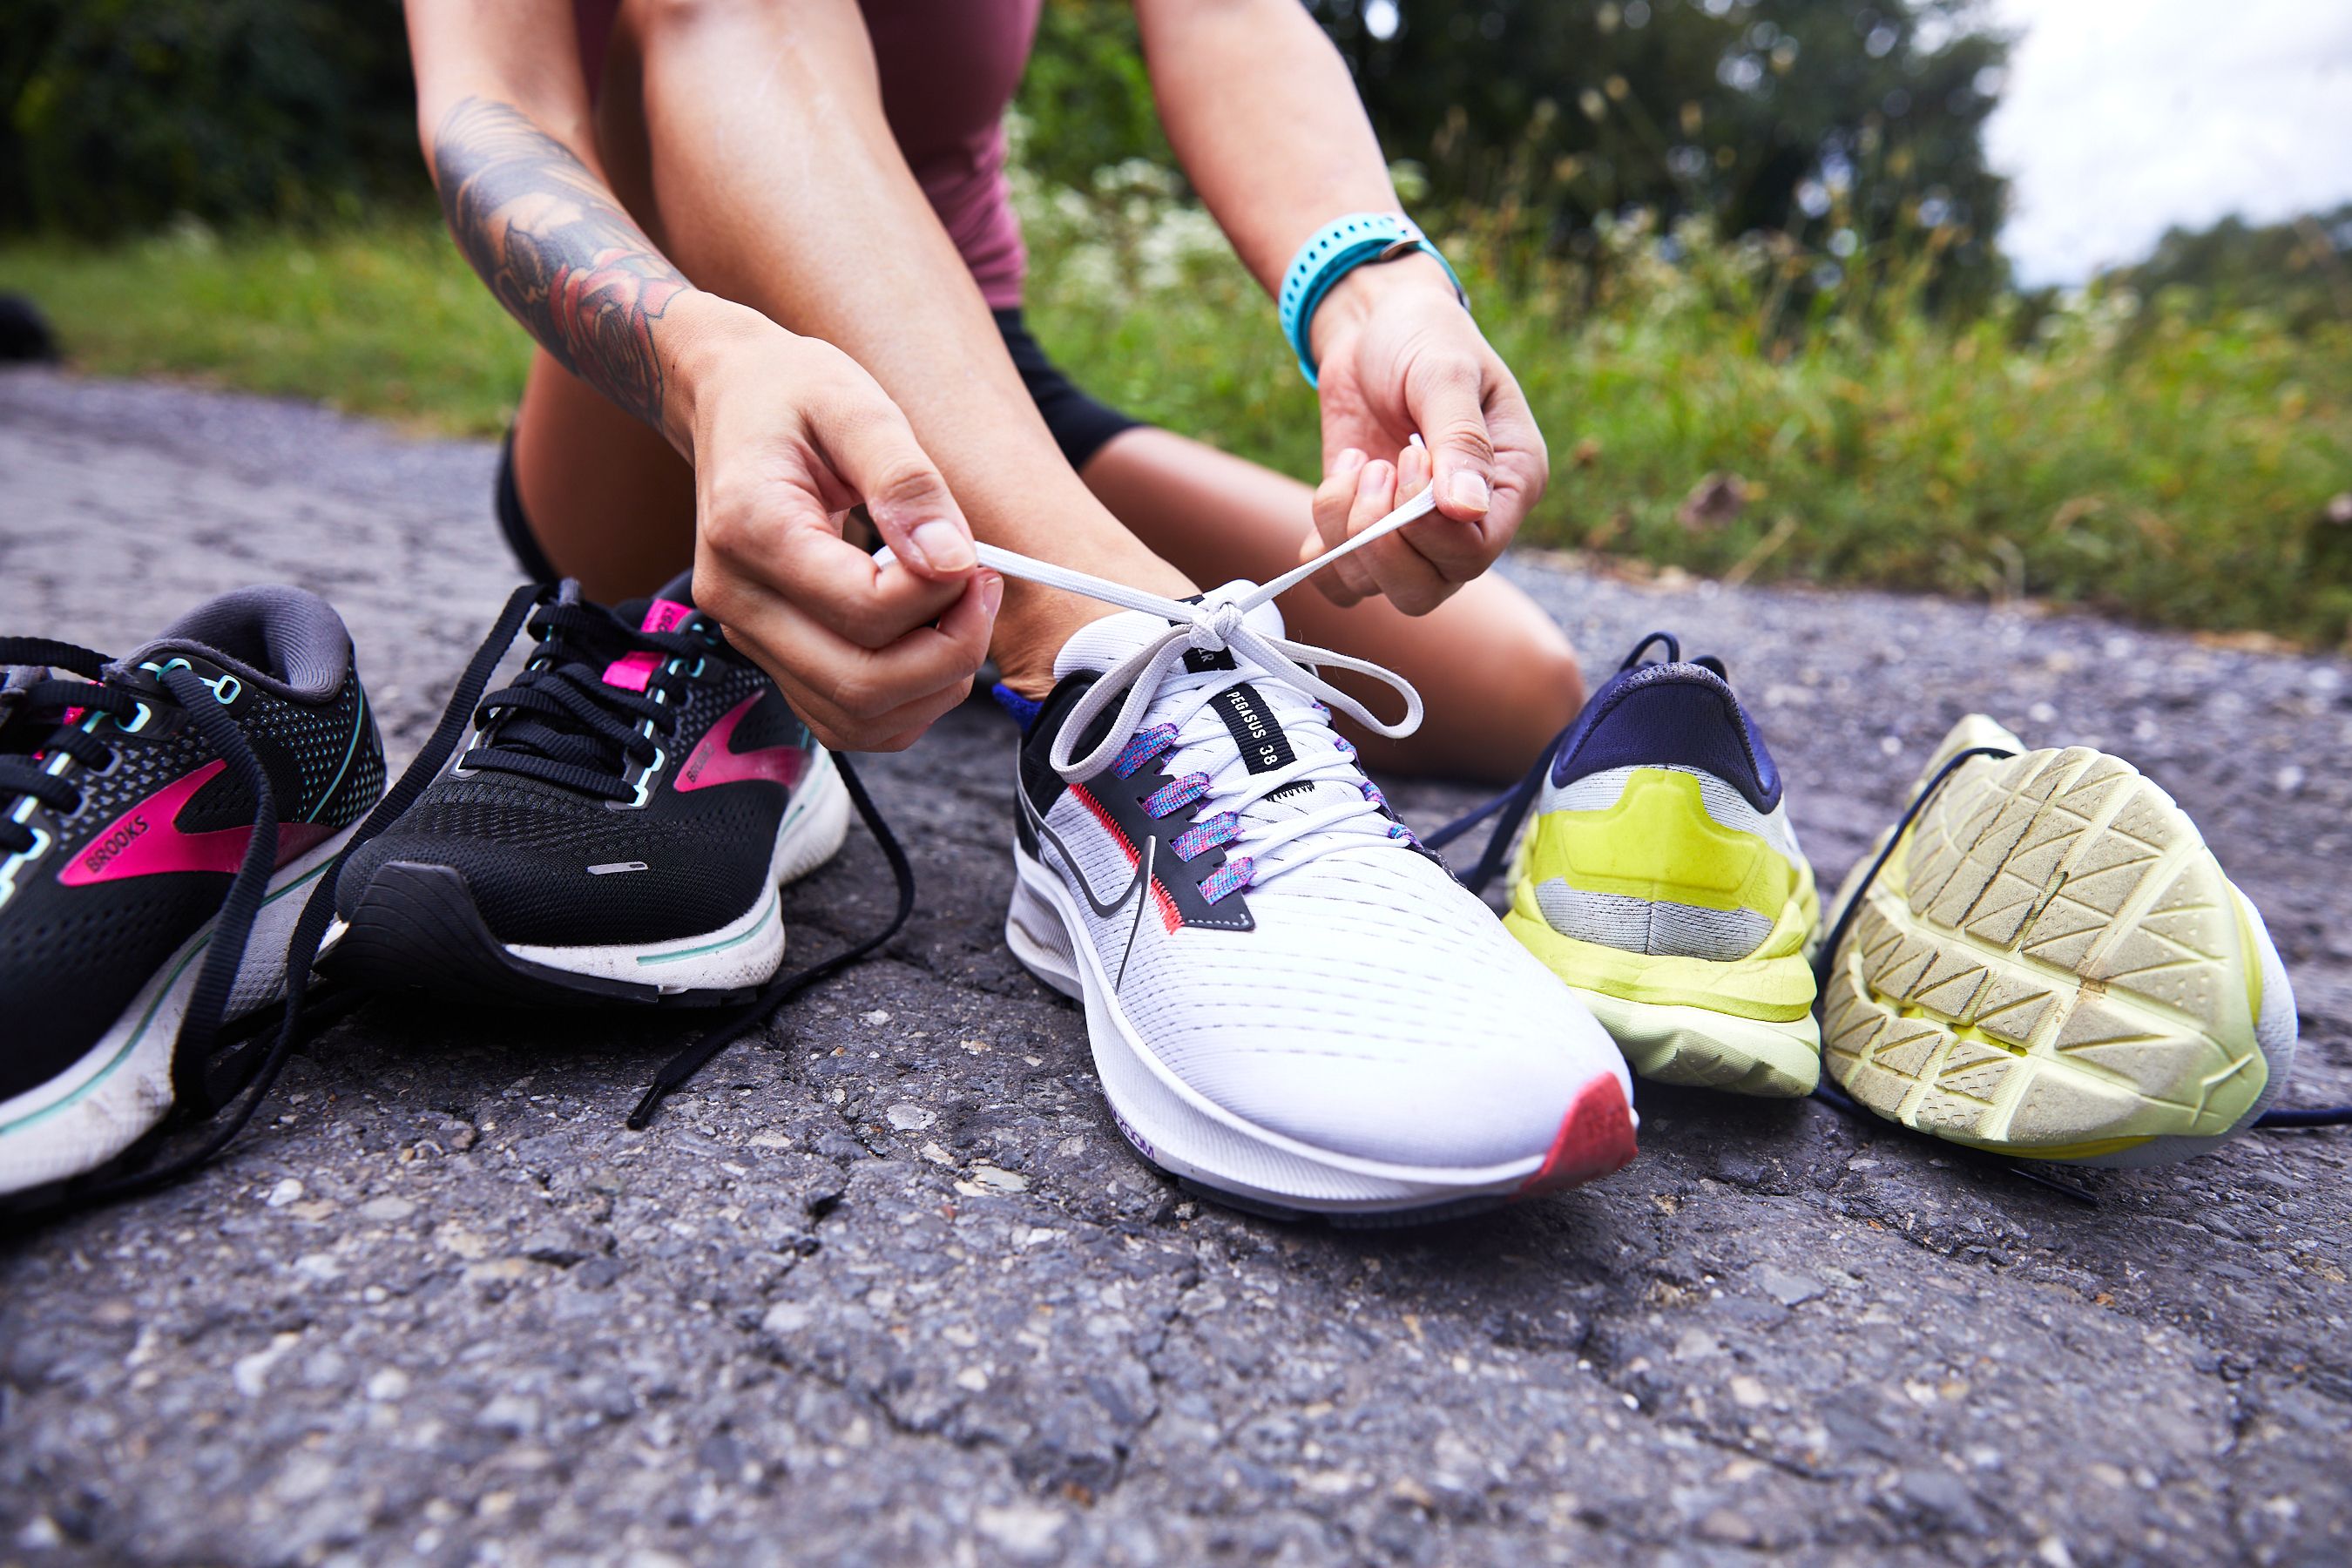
[961,500,1636,1221]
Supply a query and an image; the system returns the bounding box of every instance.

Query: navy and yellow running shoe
[1818,715,2300,1165]
[1456,633,1821,1097]
[0,588,385,1197]
[322,575,848,1007]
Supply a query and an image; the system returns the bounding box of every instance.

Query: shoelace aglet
[625,1082,670,1132]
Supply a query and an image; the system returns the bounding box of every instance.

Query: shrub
[0,0,420,236]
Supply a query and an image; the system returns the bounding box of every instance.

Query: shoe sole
[1570,983,1820,1097]
[321,753,850,1008]
[0,828,354,1196]
[1821,745,2294,1163]
[1004,844,1636,1221]
[1501,910,1822,1097]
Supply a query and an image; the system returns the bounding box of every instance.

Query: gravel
[3,368,2348,1567]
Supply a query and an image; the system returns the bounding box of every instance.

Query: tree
[2107,205,2352,332]
[0,0,419,235]
[1309,0,2010,299]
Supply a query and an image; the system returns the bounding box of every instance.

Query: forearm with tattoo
[432,97,689,426]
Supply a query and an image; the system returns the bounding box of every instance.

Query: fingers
[1308,441,1488,617]
[1352,442,1456,616]
[1404,352,1497,531]
[724,569,1003,752]
[702,491,967,651]
[1307,448,1379,605]
[1478,374,1551,546]
[802,369,977,582]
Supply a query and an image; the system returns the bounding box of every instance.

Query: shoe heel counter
[1518,766,1794,961]
[320,670,391,829]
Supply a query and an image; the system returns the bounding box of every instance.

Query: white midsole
[1004,841,1547,1213]
[504,750,850,993]
[0,826,355,1195]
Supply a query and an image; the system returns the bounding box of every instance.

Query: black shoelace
[0,636,302,1220]
[461,591,712,800]
[1424,698,2350,1206]
[2,585,914,1219]
[441,588,917,1127]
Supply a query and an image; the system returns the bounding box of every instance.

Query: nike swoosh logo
[1017,783,1159,990]
[57,758,335,886]
[1019,785,1146,916]
[674,694,809,794]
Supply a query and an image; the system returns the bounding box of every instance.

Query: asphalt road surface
[3,369,2348,1568]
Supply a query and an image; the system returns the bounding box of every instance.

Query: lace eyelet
[0,819,51,910]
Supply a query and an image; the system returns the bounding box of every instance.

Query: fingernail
[1450,471,1490,513]
[1334,448,1367,475]
[910,519,976,571]
[978,571,1004,615]
[1357,460,1390,497]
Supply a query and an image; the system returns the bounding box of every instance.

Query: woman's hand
[1301,254,1549,613]
[673,301,999,752]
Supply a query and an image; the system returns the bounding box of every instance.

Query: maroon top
[575,0,1042,308]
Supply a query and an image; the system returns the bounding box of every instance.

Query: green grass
[5,203,2349,645]
[0,213,531,433]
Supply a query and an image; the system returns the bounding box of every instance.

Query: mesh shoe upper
[1021,597,1631,1169]
[334,584,821,949]
[0,587,383,1100]
[1519,637,1811,969]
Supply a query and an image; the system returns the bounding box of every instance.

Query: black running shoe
[323,576,848,1005]
[0,588,386,1196]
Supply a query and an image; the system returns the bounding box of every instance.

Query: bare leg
[550,0,1185,694]
[1082,427,1584,781]
[511,0,1575,780]
[510,349,695,603]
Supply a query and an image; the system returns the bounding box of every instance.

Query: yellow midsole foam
[1517,769,1794,915]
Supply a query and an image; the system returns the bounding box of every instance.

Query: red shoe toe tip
[1517,1075,1638,1197]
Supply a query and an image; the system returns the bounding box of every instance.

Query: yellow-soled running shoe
[1819,715,2299,1165]
[1500,633,1821,1097]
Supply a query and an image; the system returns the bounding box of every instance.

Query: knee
[1456,617,1585,782]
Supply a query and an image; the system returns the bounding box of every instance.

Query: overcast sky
[1984,0,2352,285]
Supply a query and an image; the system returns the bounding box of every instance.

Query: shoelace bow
[906,483,1447,898]
[1426,722,2351,1208]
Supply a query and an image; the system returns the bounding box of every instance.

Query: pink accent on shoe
[1515,1074,1638,1197]
[639,598,695,635]
[602,651,663,693]
[674,695,808,794]
[57,759,336,886]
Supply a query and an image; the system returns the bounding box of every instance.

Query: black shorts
[497,308,1141,582]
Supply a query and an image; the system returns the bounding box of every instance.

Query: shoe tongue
[1051,582,1285,679]
[608,596,697,639]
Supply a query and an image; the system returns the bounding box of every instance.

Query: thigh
[1080,426,1585,782]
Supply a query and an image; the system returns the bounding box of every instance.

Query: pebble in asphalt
[2,370,2348,1567]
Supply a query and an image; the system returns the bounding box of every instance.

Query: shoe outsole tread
[1822,746,2268,1155]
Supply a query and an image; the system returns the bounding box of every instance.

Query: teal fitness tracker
[1278,213,1469,387]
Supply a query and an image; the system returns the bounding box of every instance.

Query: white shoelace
[875,481,1444,896]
